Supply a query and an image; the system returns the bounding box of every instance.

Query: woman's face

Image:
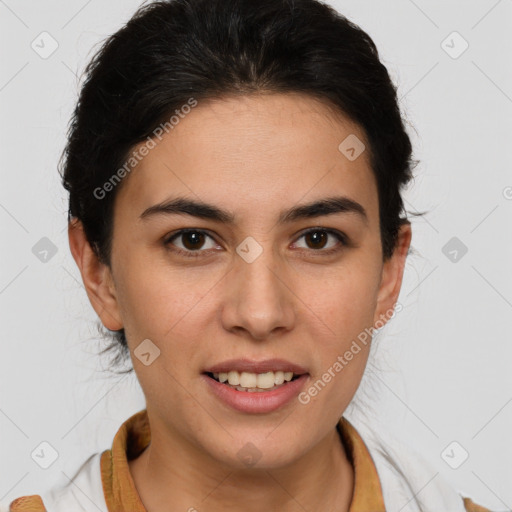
[74,92,410,469]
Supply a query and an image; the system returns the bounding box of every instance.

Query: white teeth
[239,372,257,388]
[227,371,240,386]
[256,372,275,389]
[210,370,299,390]
[274,371,285,385]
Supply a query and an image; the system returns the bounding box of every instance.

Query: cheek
[302,285,376,412]
[112,255,225,371]
[298,260,380,401]
[304,262,381,337]
[112,255,196,341]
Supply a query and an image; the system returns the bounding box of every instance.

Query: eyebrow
[139,195,368,224]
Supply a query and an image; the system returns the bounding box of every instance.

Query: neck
[128,416,354,512]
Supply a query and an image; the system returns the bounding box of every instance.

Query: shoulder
[7,452,108,512]
[462,496,493,512]
[345,415,495,512]
[6,489,493,512]
[8,495,46,511]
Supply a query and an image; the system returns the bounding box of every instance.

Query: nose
[220,245,296,341]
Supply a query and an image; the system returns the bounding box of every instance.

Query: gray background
[0,0,511,509]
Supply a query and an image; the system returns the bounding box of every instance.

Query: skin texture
[69,92,412,512]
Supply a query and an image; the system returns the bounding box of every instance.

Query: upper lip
[204,358,308,375]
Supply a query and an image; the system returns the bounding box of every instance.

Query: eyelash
[163,227,348,259]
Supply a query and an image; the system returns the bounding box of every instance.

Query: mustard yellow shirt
[9,410,491,512]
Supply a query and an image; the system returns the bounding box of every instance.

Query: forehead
[115,93,378,224]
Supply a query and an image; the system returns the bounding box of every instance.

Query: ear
[68,218,123,331]
[373,222,412,326]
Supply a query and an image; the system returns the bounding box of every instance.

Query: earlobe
[68,218,123,331]
[373,223,412,326]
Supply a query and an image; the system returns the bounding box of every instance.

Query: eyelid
[164,226,348,257]
[164,228,221,254]
[291,227,348,251]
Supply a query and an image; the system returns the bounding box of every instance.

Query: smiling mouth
[204,370,302,392]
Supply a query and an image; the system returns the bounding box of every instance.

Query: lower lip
[202,373,309,414]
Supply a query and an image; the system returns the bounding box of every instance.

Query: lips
[202,371,310,413]
[203,358,308,375]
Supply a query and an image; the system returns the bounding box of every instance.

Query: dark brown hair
[60,0,417,366]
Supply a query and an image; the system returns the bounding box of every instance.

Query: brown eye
[165,229,219,257]
[294,228,347,253]
[304,230,328,249]
[181,231,206,250]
